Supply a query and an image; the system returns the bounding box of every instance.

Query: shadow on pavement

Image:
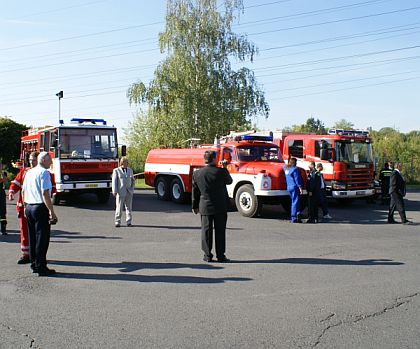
[51,230,122,242]
[0,229,20,243]
[49,260,223,272]
[52,272,252,284]
[230,258,404,266]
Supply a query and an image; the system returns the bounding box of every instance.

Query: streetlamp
[56,91,63,124]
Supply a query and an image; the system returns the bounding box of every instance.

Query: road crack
[0,323,37,348]
[311,292,419,348]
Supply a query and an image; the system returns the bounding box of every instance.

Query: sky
[1,0,419,144]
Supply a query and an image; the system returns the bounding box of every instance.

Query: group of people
[0,152,413,275]
[283,157,331,224]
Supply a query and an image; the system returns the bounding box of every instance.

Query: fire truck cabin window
[315,140,332,158]
[288,139,303,158]
[58,128,117,159]
[237,146,282,162]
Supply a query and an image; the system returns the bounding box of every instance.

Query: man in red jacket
[8,152,39,264]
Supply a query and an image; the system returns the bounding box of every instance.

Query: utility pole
[56,91,63,123]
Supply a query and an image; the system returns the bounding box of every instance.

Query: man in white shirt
[22,152,58,277]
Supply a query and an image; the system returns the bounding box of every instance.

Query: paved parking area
[1,190,419,348]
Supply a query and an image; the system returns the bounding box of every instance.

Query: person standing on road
[284,157,303,223]
[316,163,332,220]
[8,152,39,263]
[0,163,7,235]
[22,152,58,276]
[379,161,392,204]
[112,156,135,227]
[192,150,233,263]
[387,162,412,224]
[307,161,321,223]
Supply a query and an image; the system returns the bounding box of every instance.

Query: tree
[333,118,354,130]
[0,117,27,171]
[127,0,269,162]
[289,117,327,134]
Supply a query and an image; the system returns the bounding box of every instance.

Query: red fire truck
[274,129,375,200]
[144,132,307,217]
[19,118,121,204]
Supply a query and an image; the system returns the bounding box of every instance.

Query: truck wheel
[156,176,170,201]
[235,184,261,217]
[280,198,291,214]
[170,178,185,203]
[97,190,110,204]
[52,193,61,205]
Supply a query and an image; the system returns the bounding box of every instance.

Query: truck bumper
[56,181,111,192]
[332,189,375,198]
[254,189,308,196]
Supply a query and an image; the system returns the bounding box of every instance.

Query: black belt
[26,203,45,206]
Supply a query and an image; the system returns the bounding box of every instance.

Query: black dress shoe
[387,219,397,224]
[217,257,230,263]
[203,256,213,262]
[402,220,414,225]
[17,256,30,264]
[115,223,121,228]
[38,268,56,277]
[1,232,7,235]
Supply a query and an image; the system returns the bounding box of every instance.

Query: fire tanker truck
[274,129,375,200]
[144,132,307,217]
[19,118,122,204]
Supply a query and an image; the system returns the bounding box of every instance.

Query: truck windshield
[237,145,282,162]
[335,141,373,163]
[59,128,117,159]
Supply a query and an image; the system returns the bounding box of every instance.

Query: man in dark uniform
[192,150,233,262]
[379,161,392,204]
[0,164,7,235]
[307,161,321,223]
[387,162,412,224]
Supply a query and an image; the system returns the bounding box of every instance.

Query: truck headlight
[63,175,70,181]
[332,181,346,190]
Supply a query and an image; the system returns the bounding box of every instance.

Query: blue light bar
[70,118,107,125]
[242,135,273,142]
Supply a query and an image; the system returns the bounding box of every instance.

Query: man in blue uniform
[284,157,303,223]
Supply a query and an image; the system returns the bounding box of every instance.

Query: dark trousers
[319,189,329,216]
[0,189,6,233]
[308,193,321,221]
[201,213,227,259]
[388,193,407,222]
[25,204,51,271]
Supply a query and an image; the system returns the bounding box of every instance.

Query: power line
[240,0,391,27]
[244,0,293,9]
[249,6,420,36]
[270,75,420,101]
[0,21,164,52]
[7,0,110,20]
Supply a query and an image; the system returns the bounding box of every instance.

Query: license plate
[356,191,365,195]
[85,184,98,188]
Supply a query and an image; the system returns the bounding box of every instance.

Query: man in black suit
[192,150,233,262]
[388,162,411,224]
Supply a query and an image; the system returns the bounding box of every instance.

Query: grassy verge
[135,178,153,190]
[407,184,420,190]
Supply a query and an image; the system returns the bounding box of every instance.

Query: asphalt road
[1,190,419,349]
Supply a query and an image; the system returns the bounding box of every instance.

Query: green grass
[135,178,152,190]
[407,184,420,190]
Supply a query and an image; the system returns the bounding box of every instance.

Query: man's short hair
[316,163,323,169]
[38,151,50,164]
[204,151,216,164]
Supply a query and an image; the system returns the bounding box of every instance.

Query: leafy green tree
[126,0,269,166]
[290,117,327,134]
[333,118,354,130]
[0,117,27,171]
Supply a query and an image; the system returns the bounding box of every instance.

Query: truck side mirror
[121,145,127,157]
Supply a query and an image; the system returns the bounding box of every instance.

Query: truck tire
[156,176,170,201]
[52,193,61,205]
[235,184,261,218]
[97,189,110,204]
[170,178,185,203]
